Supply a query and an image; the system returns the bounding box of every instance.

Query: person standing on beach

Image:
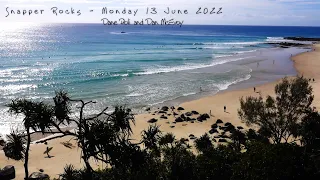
[254,87,256,92]
[224,105,226,112]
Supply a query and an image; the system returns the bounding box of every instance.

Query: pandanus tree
[5,100,54,180]
[162,138,196,180]
[3,131,26,161]
[159,133,175,148]
[49,93,135,179]
[194,133,213,153]
[3,90,136,180]
[141,124,162,156]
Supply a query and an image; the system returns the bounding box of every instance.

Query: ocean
[1,24,320,134]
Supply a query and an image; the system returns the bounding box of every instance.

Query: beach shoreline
[143,46,310,112]
[1,43,319,179]
[131,44,319,142]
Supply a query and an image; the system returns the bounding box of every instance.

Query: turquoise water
[1,24,320,134]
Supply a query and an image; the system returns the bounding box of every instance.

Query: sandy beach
[1,44,319,179]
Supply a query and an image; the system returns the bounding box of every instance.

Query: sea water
[1,24,320,134]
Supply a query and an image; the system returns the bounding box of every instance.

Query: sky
[0,0,319,26]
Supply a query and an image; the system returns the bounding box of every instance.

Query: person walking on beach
[254,87,256,92]
[224,105,226,112]
[46,147,51,158]
[44,145,53,158]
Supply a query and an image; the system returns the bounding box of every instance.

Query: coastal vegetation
[2,76,320,180]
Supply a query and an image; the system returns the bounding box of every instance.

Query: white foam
[0,67,29,76]
[204,46,238,50]
[266,36,312,45]
[266,37,288,42]
[0,78,41,83]
[134,64,211,75]
[0,66,55,80]
[111,73,129,77]
[146,71,252,107]
[235,50,257,54]
[215,73,252,91]
[0,107,25,135]
[125,93,143,97]
[0,84,37,93]
[134,56,254,75]
[182,92,197,96]
[214,54,234,58]
[205,41,263,45]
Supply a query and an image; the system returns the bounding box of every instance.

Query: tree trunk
[24,128,31,180]
[80,139,92,180]
[79,101,93,179]
[79,124,92,179]
[84,157,92,179]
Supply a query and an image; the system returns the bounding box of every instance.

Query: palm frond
[3,131,26,161]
